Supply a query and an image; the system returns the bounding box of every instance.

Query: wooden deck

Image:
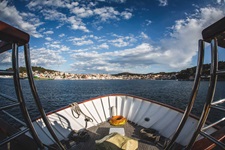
[69,121,165,150]
[0,118,183,150]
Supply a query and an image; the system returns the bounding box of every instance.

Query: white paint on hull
[32,94,217,147]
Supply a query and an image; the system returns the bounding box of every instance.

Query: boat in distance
[0,16,225,150]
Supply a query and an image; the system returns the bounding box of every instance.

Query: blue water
[0,79,224,123]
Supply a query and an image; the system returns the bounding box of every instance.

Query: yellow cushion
[96,133,138,150]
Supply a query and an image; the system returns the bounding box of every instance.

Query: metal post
[11,43,44,149]
[186,38,218,149]
[165,40,205,149]
[24,44,65,150]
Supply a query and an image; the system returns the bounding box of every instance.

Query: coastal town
[3,61,223,80]
[24,70,178,80]
[0,69,179,80]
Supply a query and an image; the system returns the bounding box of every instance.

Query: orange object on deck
[109,116,127,126]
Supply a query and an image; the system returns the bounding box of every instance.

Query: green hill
[6,66,57,73]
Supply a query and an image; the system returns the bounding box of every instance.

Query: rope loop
[70,102,93,123]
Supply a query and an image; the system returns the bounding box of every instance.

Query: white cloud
[69,6,225,73]
[60,45,70,51]
[92,43,109,50]
[94,7,120,21]
[67,16,89,32]
[69,36,94,46]
[110,35,136,47]
[0,51,11,69]
[140,32,149,39]
[0,0,43,38]
[98,43,109,49]
[41,9,67,21]
[110,38,129,47]
[66,2,79,9]
[159,7,224,68]
[40,9,89,32]
[71,6,94,18]
[44,30,54,35]
[216,0,225,4]
[59,33,65,37]
[0,46,67,70]
[121,11,132,20]
[145,20,152,26]
[45,37,53,41]
[158,0,168,6]
[30,48,66,67]
[70,43,157,73]
[27,0,68,10]
[45,41,70,52]
[27,1,132,33]
[73,40,94,46]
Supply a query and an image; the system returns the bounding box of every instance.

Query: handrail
[24,44,65,150]
[202,117,225,131]
[165,40,205,149]
[211,98,225,105]
[10,43,44,149]
[186,38,219,149]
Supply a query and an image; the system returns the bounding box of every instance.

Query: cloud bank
[0,0,224,74]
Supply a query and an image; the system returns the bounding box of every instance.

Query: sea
[0,78,224,126]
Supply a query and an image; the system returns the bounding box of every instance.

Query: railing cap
[202,17,225,48]
[0,21,30,52]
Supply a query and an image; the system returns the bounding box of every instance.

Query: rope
[70,102,93,128]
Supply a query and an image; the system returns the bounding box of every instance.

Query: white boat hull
[31,94,217,147]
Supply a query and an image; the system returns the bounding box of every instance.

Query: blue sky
[0,0,225,74]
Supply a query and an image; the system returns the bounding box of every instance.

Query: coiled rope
[70,102,93,128]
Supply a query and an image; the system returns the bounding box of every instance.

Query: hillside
[176,61,225,80]
[4,61,225,80]
[6,66,57,73]
[112,61,225,80]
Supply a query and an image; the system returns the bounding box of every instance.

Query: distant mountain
[6,66,57,73]
[112,72,145,76]
[5,61,225,80]
[176,61,225,80]
[112,71,177,76]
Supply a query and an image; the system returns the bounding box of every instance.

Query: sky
[0,0,225,74]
